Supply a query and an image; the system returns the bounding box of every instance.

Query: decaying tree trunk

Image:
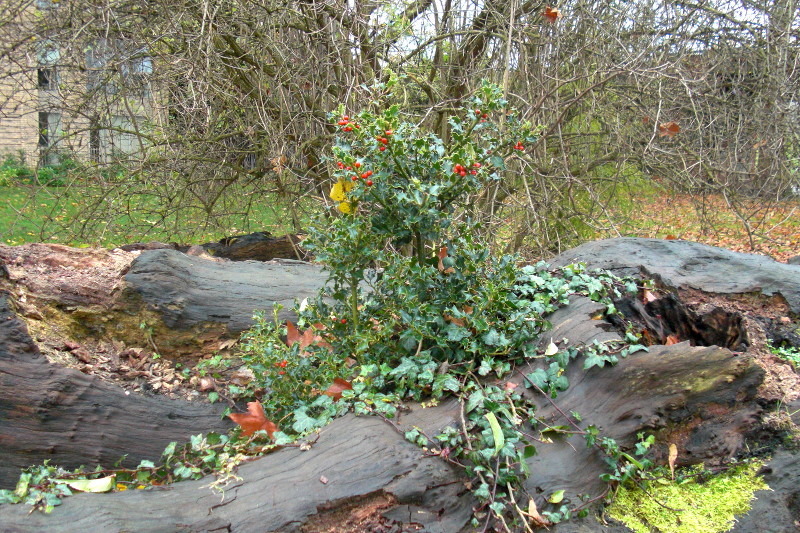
[0,238,798,532]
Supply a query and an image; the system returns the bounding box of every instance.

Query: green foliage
[607,461,769,533]
[231,85,648,528]
[0,91,670,528]
[769,341,800,369]
[0,153,75,187]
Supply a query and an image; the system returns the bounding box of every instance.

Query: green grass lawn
[0,185,303,247]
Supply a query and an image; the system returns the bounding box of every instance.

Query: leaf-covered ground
[606,188,800,263]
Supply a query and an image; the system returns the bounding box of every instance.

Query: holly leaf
[324,377,353,401]
[228,402,278,438]
[658,121,680,137]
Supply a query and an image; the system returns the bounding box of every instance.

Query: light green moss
[607,462,770,533]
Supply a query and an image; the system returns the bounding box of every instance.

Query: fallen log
[0,292,233,488]
[0,238,797,531]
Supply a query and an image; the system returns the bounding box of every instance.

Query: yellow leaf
[668,443,678,479]
[337,201,354,213]
[54,475,116,493]
[329,179,355,202]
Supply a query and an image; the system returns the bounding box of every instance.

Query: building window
[38,111,61,165]
[86,39,152,98]
[36,0,59,9]
[89,125,101,162]
[37,41,60,92]
[37,68,58,91]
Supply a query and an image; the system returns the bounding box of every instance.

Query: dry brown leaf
[229,402,278,438]
[665,334,680,346]
[270,154,288,173]
[526,498,553,528]
[437,246,456,274]
[324,377,353,401]
[542,6,562,23]
[658,121,680,137]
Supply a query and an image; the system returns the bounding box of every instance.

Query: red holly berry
[379,146,386,152]
[342,115,350,121]
[379,137,389,145]
[354,161,361,168]
[343,126,353,132]
[470,170,477,175]
[337,162,344,169]
[351,176,358,181]
[482,113,488,119]
[346,166,352,170]
[385,130,393,136]
[340,318,347,324]
[473,162,481,168]
[366,180,373,186]
[459,170,467,177]
[337,120,348,126]
[475,109,481,115]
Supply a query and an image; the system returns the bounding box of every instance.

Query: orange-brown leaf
[286,320,302,347]
[286,321,333,355]
[665,334,680,346]
[437,246,455,274]
[228,402,278,438]
[324,378,353,401]
[658,121,680,137]
[444,313,466,327]
[542,6,562,23]
[642,289,658,303]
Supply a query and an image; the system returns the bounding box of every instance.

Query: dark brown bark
[0,238,796,532]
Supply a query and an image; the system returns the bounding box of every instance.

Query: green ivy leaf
[524,368,548,390]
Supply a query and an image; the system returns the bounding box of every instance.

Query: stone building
[0,0,156,167]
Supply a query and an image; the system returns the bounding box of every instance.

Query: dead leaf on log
[229,402,278,438]
[324,378,353,401]
[665,334,680,346]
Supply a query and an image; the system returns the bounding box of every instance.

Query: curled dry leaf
[665,334,680,346]
[658,121,680,137]
[526,498,553,528]
[642,289,658,303]
[437,246,456,274]
[285,320,333,356]
[229,401,278,438]
[542,6,562,23]
[324,377,353,401]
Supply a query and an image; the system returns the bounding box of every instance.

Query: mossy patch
[607,461,770,533]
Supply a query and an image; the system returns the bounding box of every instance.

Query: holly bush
[234,82,649,528]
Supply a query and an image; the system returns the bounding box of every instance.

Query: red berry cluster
[337,161,374,186]
[337,115,359,132]
[513,141,525,151]
[454,162,481,176]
